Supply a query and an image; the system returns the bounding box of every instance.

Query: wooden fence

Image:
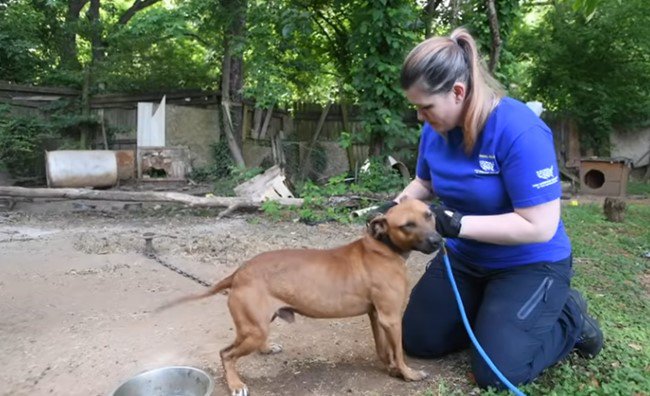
[0,81,366,146]
[0,82,425,179]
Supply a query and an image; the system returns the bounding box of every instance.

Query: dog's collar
[376,234,406,254]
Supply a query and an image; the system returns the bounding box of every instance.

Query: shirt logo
[532,165,558,189]
[479,160,495,172]
[536,165,554,180]
[474,154,499,175]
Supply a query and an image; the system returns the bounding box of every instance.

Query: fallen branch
[0,186,303,208]
[216,202,245,219]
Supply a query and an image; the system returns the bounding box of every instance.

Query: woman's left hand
[431,205,464,238]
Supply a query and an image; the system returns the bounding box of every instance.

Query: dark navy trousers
[402,251,583,390]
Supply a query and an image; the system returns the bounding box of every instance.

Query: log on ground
[0,186,303,208]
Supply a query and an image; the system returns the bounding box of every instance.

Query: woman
[395,27,603,389]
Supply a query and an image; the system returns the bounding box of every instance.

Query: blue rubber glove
[431,205,463,238]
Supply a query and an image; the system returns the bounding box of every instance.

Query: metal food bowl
[111,366,214,396]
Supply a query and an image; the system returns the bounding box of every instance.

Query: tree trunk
[87,0,105,66]
[450,0,460,26]
[60,0,88,71]
[80,67,91,149]
[221,42,246,167]
[220,0,247,167]
[486,0,502,74]
[423,0,442,38]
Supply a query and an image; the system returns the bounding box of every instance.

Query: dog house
[579,157,631,196]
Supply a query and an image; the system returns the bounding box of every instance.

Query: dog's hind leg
[259,341,283,355]
[220,289,272,396]
[259,307,294,355]
[220,335,260,396]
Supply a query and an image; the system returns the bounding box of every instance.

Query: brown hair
[401,27,504,153]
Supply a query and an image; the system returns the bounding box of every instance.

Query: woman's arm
[458,199,560,245]
[395,177,434,202]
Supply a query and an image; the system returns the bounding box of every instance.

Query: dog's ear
[367,215,388,239]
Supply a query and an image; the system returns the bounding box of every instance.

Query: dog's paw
[232,385,249,396]
[403,369,428,382]
[259,343,283,355]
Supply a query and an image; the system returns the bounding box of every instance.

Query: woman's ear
[452,82,466,103]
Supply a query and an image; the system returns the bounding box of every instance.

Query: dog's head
[367,198,442,254]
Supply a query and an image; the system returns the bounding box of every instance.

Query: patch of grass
[476,203,650,395]
[627,180,650,197]
[259,160,405,224]
[421,380,467,396]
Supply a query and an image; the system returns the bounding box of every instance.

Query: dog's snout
[428,234,443,250]
[414,233,444,254]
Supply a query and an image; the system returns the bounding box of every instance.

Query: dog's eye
[424,211,433,219]
[400,221,416,231]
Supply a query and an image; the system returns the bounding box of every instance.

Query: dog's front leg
[368,308,392,366]
[375,308,428,382]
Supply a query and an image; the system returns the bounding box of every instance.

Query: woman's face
[405,83,466,133]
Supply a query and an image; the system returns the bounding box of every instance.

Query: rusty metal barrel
[45,150,118,188]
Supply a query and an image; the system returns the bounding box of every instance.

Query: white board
[137,95,166,147]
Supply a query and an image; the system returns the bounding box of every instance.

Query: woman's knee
[402,315,467,358]
[471,353,533,390]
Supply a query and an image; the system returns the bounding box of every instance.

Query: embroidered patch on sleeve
[532,165,558,189]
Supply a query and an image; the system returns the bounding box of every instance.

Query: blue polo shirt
[416,97,571,268]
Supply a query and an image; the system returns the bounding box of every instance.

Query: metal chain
[142,233,211,287]
[145,251,212,287]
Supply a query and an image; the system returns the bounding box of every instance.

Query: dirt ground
[0,199,474,396]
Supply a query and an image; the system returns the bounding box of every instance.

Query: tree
[348,0,421,155]
[520,0,650,153]
[0,1,49,82]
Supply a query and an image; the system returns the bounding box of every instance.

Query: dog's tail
[154,273,234,313]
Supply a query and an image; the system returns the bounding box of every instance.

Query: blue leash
[441,245,527,396]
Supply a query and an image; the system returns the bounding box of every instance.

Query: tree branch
[71,0,91,15]
[117,0,162,25]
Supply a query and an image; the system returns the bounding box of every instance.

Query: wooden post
[259,104,275,140]
[298,102,332,180]
[99,108,109,149]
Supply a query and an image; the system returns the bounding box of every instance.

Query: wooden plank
[233,165,294,200]
[0,81,79,95]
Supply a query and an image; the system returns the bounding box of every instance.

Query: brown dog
[159,199,441,396]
